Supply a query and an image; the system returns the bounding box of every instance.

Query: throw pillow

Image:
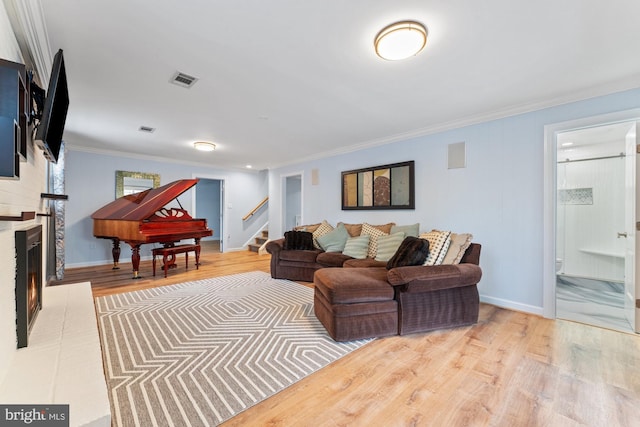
[386,236,430,269]
[441,232,473,264]
[390,223,420,238]
[420,230,452,266]
[338,222,363,237]
[365,222,395,234]
[342,235,370,259]
[312,220,334,249]
[294,222,321,233]
[360,222,390,258]
[317,223,350,252]
[283,230,315,250]
[375,232,406,262]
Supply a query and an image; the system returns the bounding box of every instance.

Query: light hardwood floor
[56,249,640,426]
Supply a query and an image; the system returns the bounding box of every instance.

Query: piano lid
[91,178,199,221]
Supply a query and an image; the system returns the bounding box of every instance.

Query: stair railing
[243,196,268,221]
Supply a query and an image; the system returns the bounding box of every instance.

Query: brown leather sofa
[266,238,388,282]
[266,238,482,341]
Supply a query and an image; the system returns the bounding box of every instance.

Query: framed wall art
[341,160,415,210]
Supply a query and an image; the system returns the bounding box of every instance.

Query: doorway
[554,122,634,333]
[543,109,640,338]
[194,177,224,253]
[282,173,303,232]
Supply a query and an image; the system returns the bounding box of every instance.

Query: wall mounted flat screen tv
[34,49,68,164]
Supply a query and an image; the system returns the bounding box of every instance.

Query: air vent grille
[139,126,155,133]
[171,72,198,88]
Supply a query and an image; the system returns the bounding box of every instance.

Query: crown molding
[270,75,640,169]
[2,0,51,84]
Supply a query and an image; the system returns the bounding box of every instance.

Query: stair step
[248,230,269,252]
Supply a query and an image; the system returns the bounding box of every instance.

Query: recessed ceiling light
[246,165,253,169]
[374,21,428,61]
[194,141,216,152]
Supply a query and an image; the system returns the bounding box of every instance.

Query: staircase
[248,229,268,253]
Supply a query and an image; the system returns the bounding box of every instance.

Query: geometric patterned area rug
[95,271,371,426]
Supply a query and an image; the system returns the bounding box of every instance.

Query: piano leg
[195,237,202,266]
[111,238,121,270]
[130,244,142,279]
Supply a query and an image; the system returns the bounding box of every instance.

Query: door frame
[543,108,640,319]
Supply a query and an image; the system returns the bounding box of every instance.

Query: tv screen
[35,49,68,164]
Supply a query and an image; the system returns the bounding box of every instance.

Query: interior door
[624,121,639,332]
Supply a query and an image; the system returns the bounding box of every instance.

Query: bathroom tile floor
[556,275,633,333]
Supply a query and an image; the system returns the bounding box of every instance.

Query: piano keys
[91,178,213,278]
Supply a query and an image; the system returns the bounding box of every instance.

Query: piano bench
[152,244,201,278]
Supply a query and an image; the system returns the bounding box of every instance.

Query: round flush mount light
[374,21,428,61]
[194,141,216,152]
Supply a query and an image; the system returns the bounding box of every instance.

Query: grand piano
[91,178,213,278]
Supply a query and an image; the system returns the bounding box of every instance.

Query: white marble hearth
[556,275,633,334]
[0,282,110,427]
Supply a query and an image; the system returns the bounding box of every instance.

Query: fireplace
[15,225,42,348]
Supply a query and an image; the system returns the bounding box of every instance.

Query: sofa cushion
[312,220,334,249]
[317,223,350,252]
[279,249,322,263]
[386,236,430,269]
[420,230,452,266]
[343,258,387,268]
[342,235,370,259]
[317,251,353,267]
[375,232,406,261]
[387,264,483,292]
[283,230,315,250]
[391,223,420,238]
[442,232,473,265]
[314,267,394,304]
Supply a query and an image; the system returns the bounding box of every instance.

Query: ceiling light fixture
[374,21,428,61]
[194,141,216,152]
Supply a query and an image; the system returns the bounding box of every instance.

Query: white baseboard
[479,294,544,316]
[66,255,153,269]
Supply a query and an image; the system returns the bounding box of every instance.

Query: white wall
[64,149,268,268]
[269,87,640,315]
[0,2,49,384]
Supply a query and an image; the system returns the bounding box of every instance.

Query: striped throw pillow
[374,232,406,261]
[342,235,370,259]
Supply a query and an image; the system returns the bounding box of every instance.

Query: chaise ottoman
[313,267,398,341]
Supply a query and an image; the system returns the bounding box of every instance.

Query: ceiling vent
[139,126,155,133]
[170,72,198,88]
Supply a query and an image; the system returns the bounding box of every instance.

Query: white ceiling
[37,0,640,171]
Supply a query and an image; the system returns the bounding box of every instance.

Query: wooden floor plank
[55,249,640,426]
